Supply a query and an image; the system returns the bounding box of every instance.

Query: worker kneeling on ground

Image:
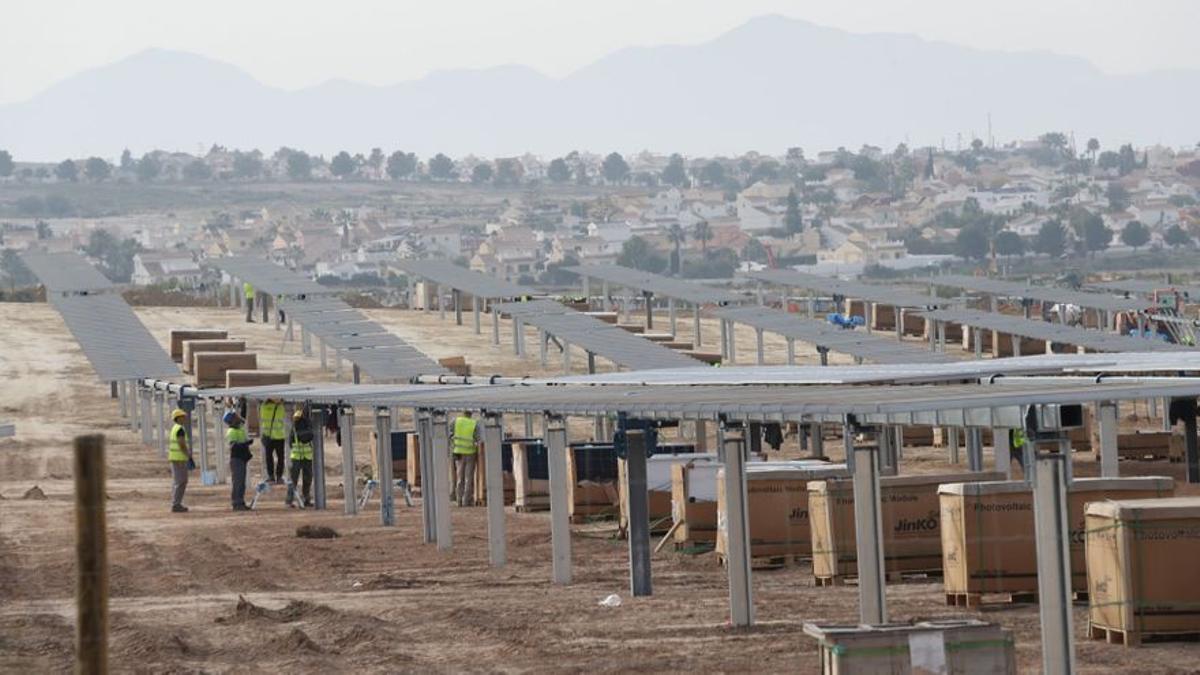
[259,397,287,483]
[451,411,481,506]
[168,408,193,513]
[287,408,314,508]
[225,411,253,511]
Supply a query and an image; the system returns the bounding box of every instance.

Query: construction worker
[225,411,253,511]
[1010,428,1027,471]
[259,397,287,483]
[167,408,192,513]
[287,408,314,508]
[244,282,255,323]
[450,410,482,506]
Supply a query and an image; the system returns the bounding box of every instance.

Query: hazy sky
[3,0,1198,105]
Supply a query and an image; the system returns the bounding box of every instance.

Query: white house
[131,252,203,287]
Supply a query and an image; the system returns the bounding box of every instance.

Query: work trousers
[230,457,248,507]
[452,453,477,506]
[245,298,254,322]
[263,438,286,481]
[288,459,313,506]
[170,460,189,507]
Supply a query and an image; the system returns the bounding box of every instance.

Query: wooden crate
[405,432,421,490]
[437,356,470,377]
[513,440,550,511]
[225,370,290,434]
[169,329,227,362]
[809,471,1004,584]
[472,447,515,506]
[618,453,716,535]
[671,461,720,547]
[1086,497,1200,645]
[193,352,257,388]
[182,339,245,374]
[716,462,848,560]
[802,620,1015,674]
[939,477,1175,600]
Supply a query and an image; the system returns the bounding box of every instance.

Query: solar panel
[747,269,948,309]
[714,305,955,364]
[566,264,746,305]
[1089,279,1200,300]
[931,274,1139,313]
[920,308,1188,353]
[20,252,115,293]
[393,260,534,299]
[50,293,180,381]
[496,299,701,370]
[208,256,332,296]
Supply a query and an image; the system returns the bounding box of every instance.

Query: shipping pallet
[673,541,715,555]
[1087,622,1200,647]
[815,570,941,588]
[570,512,616,524]
[945,591,1038,608]
[718,552,808,570]
[514,503,550,513]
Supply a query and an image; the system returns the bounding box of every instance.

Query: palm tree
[1086,138,1100,161]
[666,224,686,276]
[692,220,713,255]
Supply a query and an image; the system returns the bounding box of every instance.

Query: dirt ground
[3,300,1200,673]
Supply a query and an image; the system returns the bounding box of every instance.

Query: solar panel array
[747,269,948,309]
[393,260,534,299]
[931,274,1138,313]
[714,305,955,364]
[566,264,745,305]
[920,308,1188,353]
[20,252,114,293]
[209,256,332,296]
[1089,279,1200,300]
[49,293,180,381]
[496,299,701,370]
[277,296,447,381]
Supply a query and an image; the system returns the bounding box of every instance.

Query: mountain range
[3,15,1199,161]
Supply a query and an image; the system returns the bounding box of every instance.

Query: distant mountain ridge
[2,15,1198,160]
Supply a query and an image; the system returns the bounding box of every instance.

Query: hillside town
[3,134,1200,293]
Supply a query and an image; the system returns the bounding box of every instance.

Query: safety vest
[290,425,314,461]
[226,426,248,445]
[244,282,255,299]
[168,423,188,462]
[452,416,478,455]
[1012,429,1026,449]
[260,402,286,440]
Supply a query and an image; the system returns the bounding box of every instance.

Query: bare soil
[3,301,1200,673]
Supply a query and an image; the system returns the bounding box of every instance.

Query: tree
[232,151,263,179]
[1,249,35,290]
[495,159,522,186]
[182,159,212,181]
[617,236,667,273]
[386,151,417,180]
[666,223,686,275]
[699,161,726,187]
[55,159,78,182]
[749,160,781,184]
[1165,224,1191,249]
[547,158,571,183]
[119,148,135,171]
[428,153,455,180]
[0,150,13,177]
[135,154,160,182]
[1106,182,1131,212]
[659,153,689,187]
[367,148,385,174]
[692,220,713,254]
[602,152,629,184]
[1117,144,1138,176]
[994,231,1025,259]
[970,138,984,153]
[955,224,990,260]
[330,151,357,178]
[85,228,142,282]
[83,157,110,181]
[471,163,494,184]
[286,151,312,180]
[1086,138,1100,160]
[784,188,803,235]
[1120,220,1150,250]
[743,237,769,264]
[1034,220,1067,257]
[1077,212,1112,257]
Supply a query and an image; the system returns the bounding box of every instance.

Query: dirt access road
[3,301,1200,672]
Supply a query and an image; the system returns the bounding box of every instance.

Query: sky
[2,0,1198,105]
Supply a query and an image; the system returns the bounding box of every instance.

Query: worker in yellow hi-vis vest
[451,411,482,506]
[244,282,255,323]
[168,408,192,513]
[259,398,287,483]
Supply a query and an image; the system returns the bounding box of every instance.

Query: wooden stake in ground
[74,434,108,675]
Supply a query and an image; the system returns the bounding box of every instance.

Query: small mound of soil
[22,485,47,500]
[275,628,323,653]
[360,573,418,590]
[218,595,339,625]
[296,525,339,539]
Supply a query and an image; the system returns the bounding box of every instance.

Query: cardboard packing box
[716,462,848,559]
[939,476,1174,597]
[169,329,228,362]
[193,352,257,388]
[672,460,721,545]
[619,453,716,535]
[1086,497,1200,640]
[182,339,246,374]
[808,471,1004,581]
[802,619,1015,675]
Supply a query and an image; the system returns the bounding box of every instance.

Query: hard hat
[171,408,187,421]
[293,409,305,420]
[222,411,240,426]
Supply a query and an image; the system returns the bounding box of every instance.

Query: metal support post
[437,283,445,321]
[472,295,481,334]
[786,338,795,365]
[625,429,652,597]
[851,423,887,624]
[562,340,571,374]
[974,327,983,359]
[668,297,677,336]
[341,408,356,515]
[311,408,327,509]
[966,427,983,471]
[1098,401,1119,478]
[417,411,435,542]
[718,422,754,626]
[1032,451,1076,675]
[374,408,395,526]
[602,280,611,312]
[948,427,960,464]
[197,400,209,481]
[877,426,898,476]
[213,400,226,483]
[644,292,653,330]
[273,296,280,330]
[719,319,729,360]
[140,387,153,445]
[431,412,453,550]
[726,321,737,364]
[809,424,825,458]
[118,380,128,418]
[483,414,506,567]
[693,304,702,346]
[755,328,765,365]
[993,427,1011,479]
[156,391,167,458]
[492,306,500,345]
[819,347,829,367]
[453,290,462,326]
[1182,399,1200,484]
[545,415,572,584]
[539,330,548,367]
